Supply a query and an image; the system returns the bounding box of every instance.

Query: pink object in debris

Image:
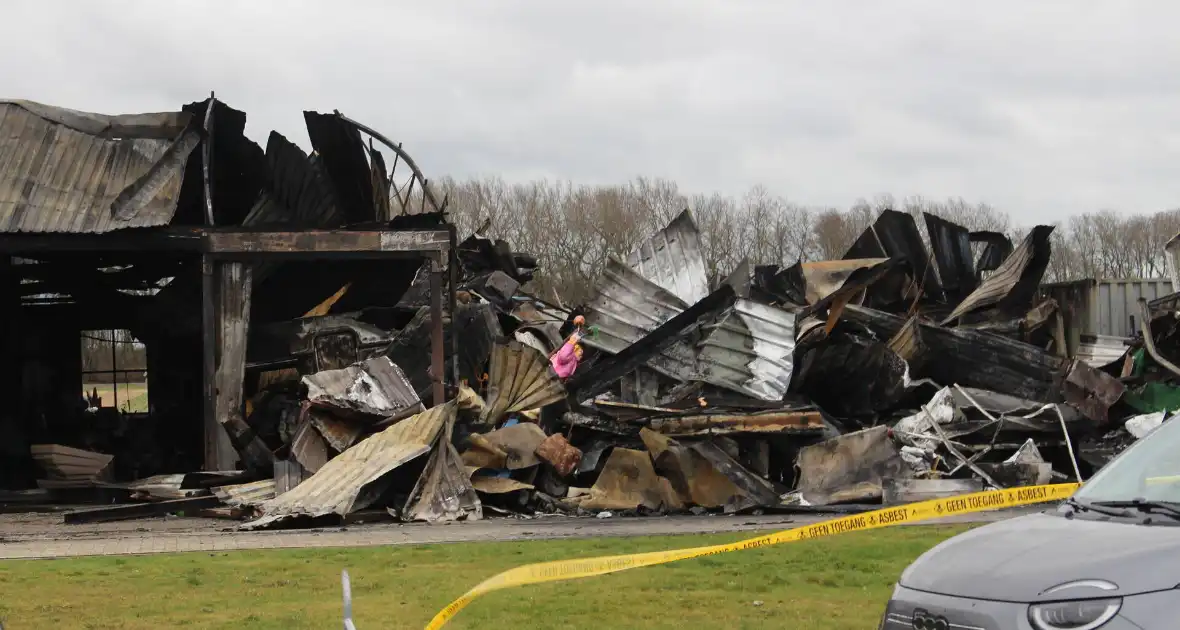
[550,341,581,379]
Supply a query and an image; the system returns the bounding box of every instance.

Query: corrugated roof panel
[212,479,277,507]
[582,257,700,381]
[624,209,709,305]
[247,402,454,526]
[481,340,566,424]
[696,299,795,401]
[0,100,198,233]
[248,132,341,229]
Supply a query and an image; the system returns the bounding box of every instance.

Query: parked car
[879,414,1180,629]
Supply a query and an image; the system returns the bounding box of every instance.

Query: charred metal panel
[303,111,376,224]
[582,257,700,381]
[844,210,942,301]
[243,132,342,230]
[791,334,909,423]
[842,304,1062,401]
[403,415,481,523]
[924,212,977,301]
[386,302,502,398]
[795,425,908,505]
[302,356,424,421]
[943,225,1054,324]
[246,400,457,528]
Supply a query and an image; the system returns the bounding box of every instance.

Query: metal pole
[202,92,216,226]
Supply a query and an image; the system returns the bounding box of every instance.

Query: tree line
[430,176,1180,305]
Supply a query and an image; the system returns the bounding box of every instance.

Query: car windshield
[1074,414,1180,504]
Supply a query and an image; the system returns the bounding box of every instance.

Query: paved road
[0,505,1050,560]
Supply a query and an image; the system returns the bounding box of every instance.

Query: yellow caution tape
[425,482,1080,629]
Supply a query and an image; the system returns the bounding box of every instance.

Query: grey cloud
[3,0,1180,221]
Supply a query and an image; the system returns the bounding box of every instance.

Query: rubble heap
[39,207,1180,526]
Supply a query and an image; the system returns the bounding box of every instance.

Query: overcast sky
[4,1,1179,222]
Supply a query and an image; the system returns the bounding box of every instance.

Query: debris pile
[226,208,1145,525]
[19,200,1180,526]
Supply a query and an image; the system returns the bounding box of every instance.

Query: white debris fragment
[1126,411,1169,439]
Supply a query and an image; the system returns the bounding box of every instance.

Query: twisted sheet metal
[942,225,1054,325]
[0,100,199,233]
[245,401,454,528]
[481,340,566,424]
[302,357,424,421]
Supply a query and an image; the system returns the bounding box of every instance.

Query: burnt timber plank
[201,256,235,470]
[213,262,273,471]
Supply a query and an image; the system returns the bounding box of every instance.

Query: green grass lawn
[0,525,971,630]
[83,383,148,413]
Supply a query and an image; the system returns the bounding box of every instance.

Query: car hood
[899,512,1180,602]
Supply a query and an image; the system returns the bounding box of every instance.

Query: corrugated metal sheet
[304,111,375,224]
[943,225,1054,324]
[402,420,481,523]
[481,341,567,424]
[582,257,700,380]
[845,209,943,300]
[1094,279,1171,337]
[624,209,710,305]
[308,407,367,452]
[213,480,277,507]
[696,299,796,401]
[924,212,977,300]
[1040,278,1172,341]
[302,356,424,420]
[0,100,199,233]
[243,131,342,229]
[584,257,688,353]
[246,401,454,527]
[1166,232,1180,292]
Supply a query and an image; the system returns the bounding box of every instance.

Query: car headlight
[1028,598,1122,629]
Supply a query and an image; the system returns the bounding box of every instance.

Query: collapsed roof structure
[2,95,1176,531]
